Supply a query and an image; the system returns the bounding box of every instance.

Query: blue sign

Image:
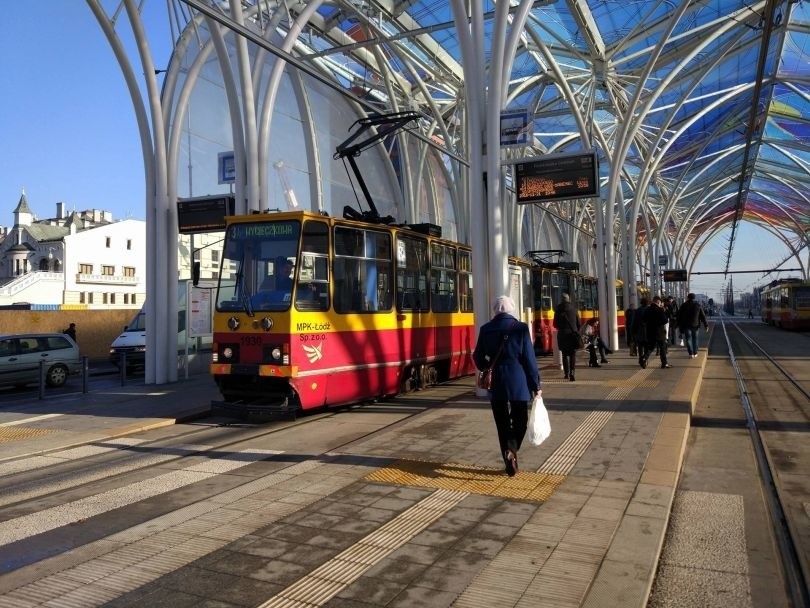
[500,109,531,146]
[218,151,235,184]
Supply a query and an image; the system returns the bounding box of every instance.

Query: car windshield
[126,311,146,331]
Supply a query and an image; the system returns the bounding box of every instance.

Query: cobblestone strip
[0,459,364,607]
[259,488,468,608]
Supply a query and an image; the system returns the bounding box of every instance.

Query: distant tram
[526,252,647,353]
[760,278,810,330]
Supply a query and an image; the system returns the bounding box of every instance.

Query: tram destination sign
[514,151,599,204]
[177,195,235,234]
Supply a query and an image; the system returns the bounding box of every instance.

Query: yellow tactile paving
[365,459,566,503]
[0,427,57,442]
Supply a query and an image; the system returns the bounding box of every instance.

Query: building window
[88,292,94,304]
[212,271,219,280]
[127,239,132,250]
[102,265,114,276]
[111,293,116,304]
[123,266,135,277]
[211,250,219,263]
[79,264,93,275]
[106,237,111,248]
[132,294,137,305]
[80,292,85,304]
[103,293,108,304]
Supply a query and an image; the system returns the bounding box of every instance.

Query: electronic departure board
[514,151,599,204]
[663,269,688,282]
[177,195,235,234]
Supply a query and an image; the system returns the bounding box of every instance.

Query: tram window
[431,243,457,313]
[615,284,624,311]
[333,226,392,313]
[795,287,810,308]
[396,235,429,312]
[301,220,328,254]
[296,221,330,311]
[459,250,473,312]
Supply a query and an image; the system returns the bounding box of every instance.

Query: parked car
[0,333,81,388]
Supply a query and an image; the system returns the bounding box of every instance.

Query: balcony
[75,273,140,285]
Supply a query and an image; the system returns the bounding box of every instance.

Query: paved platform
[0,346,707,607]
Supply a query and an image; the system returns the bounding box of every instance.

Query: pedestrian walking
[63,323,77,341]
[677,293,709,357]
[581,318,611,366]
[553,293,580,381]
[644,296,671,368]
[631,297,650,367]
[473,295,540,477]
[665,295,679,345]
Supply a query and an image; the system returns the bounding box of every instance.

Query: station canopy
[182,0,810,264]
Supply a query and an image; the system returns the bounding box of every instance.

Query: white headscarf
[493,295,516,315]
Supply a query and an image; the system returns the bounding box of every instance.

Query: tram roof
[184,1,810,262]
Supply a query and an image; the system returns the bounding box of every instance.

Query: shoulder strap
[489,320,518,367]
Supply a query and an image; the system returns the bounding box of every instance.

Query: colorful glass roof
[185,0,810,266]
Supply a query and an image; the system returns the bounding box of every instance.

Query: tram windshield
[216,220,301,312]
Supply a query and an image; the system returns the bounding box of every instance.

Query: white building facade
[0,192,225,308]
[0,192,147,307]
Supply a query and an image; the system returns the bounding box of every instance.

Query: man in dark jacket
[644,296,671,368]
[631,297,649,367]
[665,295,679,345]
[474,295,540,477]
[677,293,709,358]
[552,293,580,382]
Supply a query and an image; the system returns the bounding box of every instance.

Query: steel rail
[719,317,810,607]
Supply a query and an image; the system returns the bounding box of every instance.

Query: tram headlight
[223,347,234,359]
[271,347,282,361]
[227,316,240,331]
[261,317,273,331]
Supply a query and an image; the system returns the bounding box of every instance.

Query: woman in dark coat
[553,293,580,381]
[473,295,541,477]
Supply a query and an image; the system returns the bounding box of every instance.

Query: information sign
[663,269,688,282]
[514,151,599,203]
[177,195,235,234]
[218,151,235,184]
[500,109,531,146]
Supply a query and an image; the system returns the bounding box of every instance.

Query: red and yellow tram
[527,255,644,354]
[210,210,477,412]
[760,278,810,330]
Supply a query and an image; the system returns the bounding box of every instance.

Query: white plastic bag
[526,394,551,446]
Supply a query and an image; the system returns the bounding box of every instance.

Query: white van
[109,282,213,371]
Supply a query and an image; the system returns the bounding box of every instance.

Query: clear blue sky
[0,3,799,303]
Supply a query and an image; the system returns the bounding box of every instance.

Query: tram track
[718,318,810,608]
[0,380,468,515]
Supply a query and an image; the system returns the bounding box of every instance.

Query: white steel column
[451,0,488,327]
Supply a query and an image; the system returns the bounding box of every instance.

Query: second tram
[760,279,810,330]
